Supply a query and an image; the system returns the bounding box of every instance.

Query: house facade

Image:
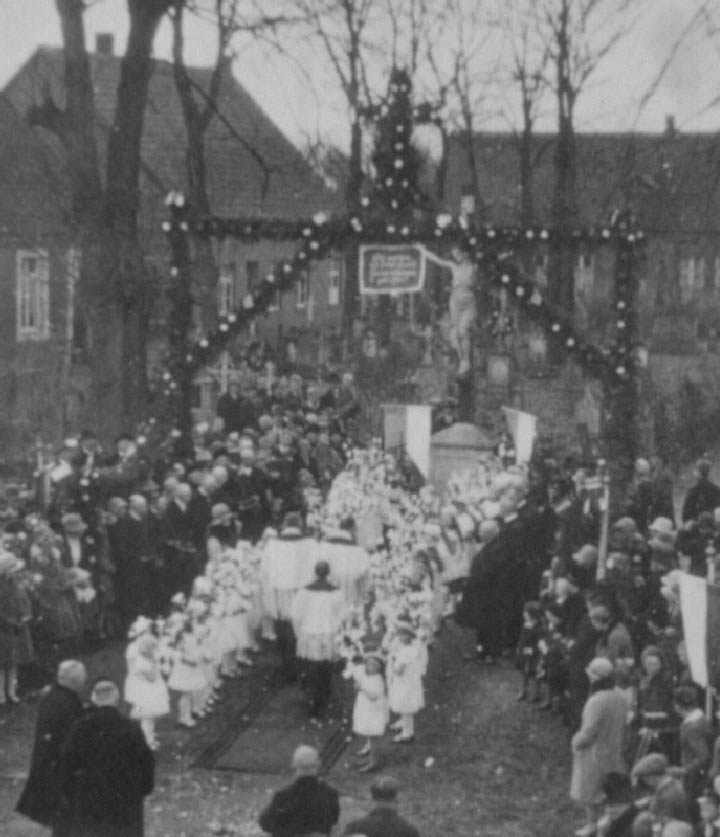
[0,94,79,466]
[2,39,344,450]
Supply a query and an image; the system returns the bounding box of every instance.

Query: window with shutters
[574,252,595,293]
[328,258,342,306]
[17,249,50,341]
[695,256,706,290]
[217,262,236,316]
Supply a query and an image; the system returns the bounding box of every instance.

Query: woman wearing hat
[28,526,82,671]
[0,551,34,704]
[570,656,629,836]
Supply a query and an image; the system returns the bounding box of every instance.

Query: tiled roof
[443,130,720,234]
[3,48,341,229]
[0,94,70,238]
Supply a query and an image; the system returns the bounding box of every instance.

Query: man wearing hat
[216,382,257,435]
[17,660,87,834]
[343,775,420,837]
[682,459,720,524]
[234,443,271,544]
[668,685,712,819]
[258,745,339,836]
[59,677,154,837]
[59,513,102,644]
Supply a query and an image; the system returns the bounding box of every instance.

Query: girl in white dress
[167,618,207,728]
[345,651,388,772]
[387,621,427,743]
[125,632,169,750]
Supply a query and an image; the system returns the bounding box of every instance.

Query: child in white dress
[167,618,207,728]
[387,621,426,743]
[345,651,388,772]
[125,632,169,750]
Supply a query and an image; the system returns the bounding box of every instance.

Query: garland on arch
[162,193,645,391]
[157,63,645,444]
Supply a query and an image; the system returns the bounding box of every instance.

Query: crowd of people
[451,453,720,837]
[7,367,720,836]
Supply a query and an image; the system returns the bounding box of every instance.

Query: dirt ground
[0,624,576,837]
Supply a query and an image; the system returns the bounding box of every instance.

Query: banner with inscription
[359,244,426,295]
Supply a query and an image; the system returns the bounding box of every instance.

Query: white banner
[680,573,708,688]
[405,405,432,478]
[359,244,426,295]
[501,407,537,465]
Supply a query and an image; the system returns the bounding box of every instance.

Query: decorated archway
[158,67,645,487]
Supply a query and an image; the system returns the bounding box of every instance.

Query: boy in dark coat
[343,775,420,837]
[17,660,87,835]
[259,745,339,836]
[60,677,154,837]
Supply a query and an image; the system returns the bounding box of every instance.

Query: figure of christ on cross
[420,244,478,378]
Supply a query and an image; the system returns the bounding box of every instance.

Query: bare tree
[45,0,172,432]
[495,0,552,228]
[539,0,643,315]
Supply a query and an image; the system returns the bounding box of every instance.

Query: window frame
[16,248,50,342]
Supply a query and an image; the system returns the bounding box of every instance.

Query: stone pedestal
[429,422,496,489]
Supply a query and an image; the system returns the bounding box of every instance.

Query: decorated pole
[163,192,195,458]
[595,459,611,581]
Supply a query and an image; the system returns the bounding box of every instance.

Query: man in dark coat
[456,520,504,662]
[343,775,420,837]
[16,659,87,835]
[59,677,154,837]
[216,382,257,434]
[682,459,720,523]
[114,495,157,626]
[258,745,339,836]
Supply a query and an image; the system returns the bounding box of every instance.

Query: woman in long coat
[570,656,628,837]
[0,551,35,702]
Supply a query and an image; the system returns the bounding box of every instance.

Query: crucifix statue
[421,243,478,377]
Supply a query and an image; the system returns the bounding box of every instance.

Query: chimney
[96,33,115,57]
[665,115,676,138]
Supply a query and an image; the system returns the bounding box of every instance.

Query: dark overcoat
[0,574,34,667]
[16,683,84,827]
[258,775,339,836]
[343,806,420,837]
[60,705,154,837]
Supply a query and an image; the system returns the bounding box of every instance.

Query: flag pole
[707,545,717,721]
[596,459,610,582]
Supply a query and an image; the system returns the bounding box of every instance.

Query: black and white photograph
[1,1,720,834]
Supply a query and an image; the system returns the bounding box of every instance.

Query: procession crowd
[5,367,720,835]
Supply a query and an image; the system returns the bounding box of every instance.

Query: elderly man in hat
[343,775,419,837]
[258,745,339,836]
[292,561,345,720]
[17,660,87,834]
[59,677,154,837]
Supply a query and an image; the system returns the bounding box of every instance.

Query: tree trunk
[342,114,363,355]
[549,0,576,363]
[54,0,124,441]
[55,0,103,226]
[105,0,170,427]
[519,99,534,229]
